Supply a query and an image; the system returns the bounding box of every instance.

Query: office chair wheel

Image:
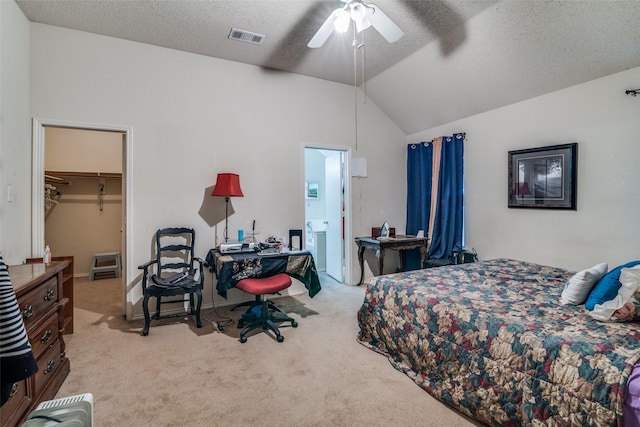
[277,335,284,343]
[240,336,247,343]
[292,320,298,328]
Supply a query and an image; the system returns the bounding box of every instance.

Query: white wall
[0,0,30,264]
[25,23,406,316]
[409,67,640,271]
[46,127,122,173]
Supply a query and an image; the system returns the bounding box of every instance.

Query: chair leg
[155,296,162,320]
[142,293,151,336]
[194,288,202,328]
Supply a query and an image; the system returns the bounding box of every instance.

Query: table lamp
[211,173,244,242]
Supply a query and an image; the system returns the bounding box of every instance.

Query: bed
[357,259,640,426]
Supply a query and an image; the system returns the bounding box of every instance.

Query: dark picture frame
[508,143,577,209]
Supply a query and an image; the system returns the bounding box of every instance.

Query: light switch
[7,186,13,202]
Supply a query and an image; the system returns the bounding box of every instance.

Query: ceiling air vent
[228,28,265,45]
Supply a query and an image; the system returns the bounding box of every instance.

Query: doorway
[32,119,132,319]
[304,147,350,283]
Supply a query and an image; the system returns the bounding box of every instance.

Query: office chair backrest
[155,227,196,278]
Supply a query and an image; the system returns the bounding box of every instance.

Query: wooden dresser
[26,256,74,335]
[1,262,71,427]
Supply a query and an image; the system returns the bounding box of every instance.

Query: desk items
[371,225,396,238]
[379,222,391,238]
[289,229,303,251]
[219,242,243,253]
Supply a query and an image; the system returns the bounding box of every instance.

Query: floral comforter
[357,259,640,426]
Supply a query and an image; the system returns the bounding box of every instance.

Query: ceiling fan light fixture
[308,0,403,48]
[333,9,351,33]
[350,2,368,24]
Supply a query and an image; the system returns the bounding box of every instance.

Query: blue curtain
[404,142,433,270]
[406,142,433,237]
[428,134,465,259]
[406,133,464,264]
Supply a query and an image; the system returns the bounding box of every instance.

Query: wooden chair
[138,227,203,336]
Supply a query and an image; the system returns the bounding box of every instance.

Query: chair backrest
[155,227,196,278]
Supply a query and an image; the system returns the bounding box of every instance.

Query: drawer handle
[41,329,53,344]
[44,360,56,375]
[23,304,34,318]
[9,382,19,398]
[44,288,55,301]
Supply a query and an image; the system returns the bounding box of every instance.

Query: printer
[219,243,243,253]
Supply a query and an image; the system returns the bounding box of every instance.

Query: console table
[355,235,428,285]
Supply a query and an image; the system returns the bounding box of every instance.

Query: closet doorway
[32,119,132,320]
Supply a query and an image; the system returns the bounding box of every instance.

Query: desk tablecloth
[205,249,321,299]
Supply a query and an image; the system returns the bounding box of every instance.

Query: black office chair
[234,273,298,343]
[138,227,203,336]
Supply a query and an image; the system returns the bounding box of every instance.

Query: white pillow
[561,263,608,305]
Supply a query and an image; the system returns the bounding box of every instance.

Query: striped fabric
[0,255,38,405]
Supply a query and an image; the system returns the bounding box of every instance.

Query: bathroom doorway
[304,147,350,283]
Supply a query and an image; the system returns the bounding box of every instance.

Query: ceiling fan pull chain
[361,31,367,104]
[353,26,359,151]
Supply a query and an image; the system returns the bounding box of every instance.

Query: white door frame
[304,145,352,285]
[32,118,133,319]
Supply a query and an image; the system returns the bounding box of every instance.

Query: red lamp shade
[518,182,531,196]
[211,173,244,197]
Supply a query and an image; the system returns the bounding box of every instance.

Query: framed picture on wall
[508,143,577,209]
[306,182,319,199]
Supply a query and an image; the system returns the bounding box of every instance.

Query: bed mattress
[357,259,640,425]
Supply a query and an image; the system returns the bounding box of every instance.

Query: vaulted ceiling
[16,0,640,134]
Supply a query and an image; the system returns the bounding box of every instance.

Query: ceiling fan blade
[308,8,341,48]
[366,4,404,43]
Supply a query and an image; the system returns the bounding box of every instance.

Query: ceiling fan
[308,0,404,48]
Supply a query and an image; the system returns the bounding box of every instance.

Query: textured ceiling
[15,0,640,134]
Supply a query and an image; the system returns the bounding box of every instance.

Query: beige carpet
[56,274,479,426]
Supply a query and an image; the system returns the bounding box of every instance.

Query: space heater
[21,393,93,426]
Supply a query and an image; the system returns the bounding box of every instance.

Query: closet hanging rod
[44,171,122,179]
[44,174,71,185]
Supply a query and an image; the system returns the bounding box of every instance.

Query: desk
[355,235,428,285]
[205,249,321,299]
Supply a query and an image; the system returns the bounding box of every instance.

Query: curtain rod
[408,132,467,146]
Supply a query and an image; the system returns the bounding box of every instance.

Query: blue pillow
[585,260,640,311]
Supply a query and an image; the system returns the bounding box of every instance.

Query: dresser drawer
[19,277,59,330]
[0,379,30,426]
[33,340,62,398]
[29,312,59,360]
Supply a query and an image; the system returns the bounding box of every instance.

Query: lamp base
[224,196,230,242]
